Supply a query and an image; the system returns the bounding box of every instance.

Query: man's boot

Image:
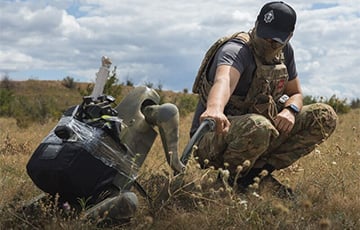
[257,164,294,199]
[232,164,295,199]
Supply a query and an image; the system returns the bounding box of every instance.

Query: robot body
[26,57,184,223]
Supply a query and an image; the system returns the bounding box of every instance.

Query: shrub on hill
[303,95,351,114]
[62,76,77,89]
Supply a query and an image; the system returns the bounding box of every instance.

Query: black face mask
[250,28,287,64]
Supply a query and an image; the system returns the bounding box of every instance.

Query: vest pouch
[225,95,250,116]
[250,94,278,122]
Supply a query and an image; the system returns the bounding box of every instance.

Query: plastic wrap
[42,115,139,181]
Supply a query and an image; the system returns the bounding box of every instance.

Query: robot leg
[143,103,185,173]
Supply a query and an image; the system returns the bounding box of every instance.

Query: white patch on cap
[264,10,274,23]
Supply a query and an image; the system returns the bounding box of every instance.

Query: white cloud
[0,51,34,71]
[0,0,359,100]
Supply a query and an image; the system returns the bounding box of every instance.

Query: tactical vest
[192,32,289,122]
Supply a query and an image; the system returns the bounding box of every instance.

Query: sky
[1,0,359,101]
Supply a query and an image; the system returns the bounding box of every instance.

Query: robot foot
[83,191,138,225]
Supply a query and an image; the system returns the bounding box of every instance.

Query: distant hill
[10,79,187,110]
[1,79,198,128]
[11,80,85,109]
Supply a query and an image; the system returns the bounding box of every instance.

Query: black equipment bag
[26,140,118,203]
[26,96,138,204]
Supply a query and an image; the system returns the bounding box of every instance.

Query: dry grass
[0,109,359,229]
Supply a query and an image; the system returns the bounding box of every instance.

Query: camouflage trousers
[195,103,338,176]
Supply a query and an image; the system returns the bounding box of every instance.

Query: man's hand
[200,110,231,134]
[274,108,296,134]
[276,76,303,134]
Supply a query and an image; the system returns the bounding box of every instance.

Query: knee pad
[302,103,338,139]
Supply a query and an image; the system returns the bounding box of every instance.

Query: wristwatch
[285,104,300,115]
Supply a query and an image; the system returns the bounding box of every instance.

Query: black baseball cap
[256,1,296,44]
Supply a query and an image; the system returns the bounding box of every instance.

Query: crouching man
[190,1,337,197]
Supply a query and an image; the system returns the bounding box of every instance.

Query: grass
[0,105,359,229]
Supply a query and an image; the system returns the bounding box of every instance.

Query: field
[0,103,359,229]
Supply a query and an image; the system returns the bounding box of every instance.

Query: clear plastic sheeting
[42,115,139,181]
